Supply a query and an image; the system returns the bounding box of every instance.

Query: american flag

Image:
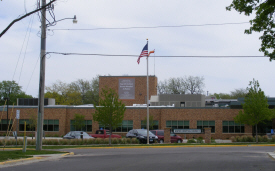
[137,43,148,64]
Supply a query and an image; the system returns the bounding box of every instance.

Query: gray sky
[0,0,274,98]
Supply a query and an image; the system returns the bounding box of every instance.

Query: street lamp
[36,1,77,150]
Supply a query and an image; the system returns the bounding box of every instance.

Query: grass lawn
[0,150,66,162]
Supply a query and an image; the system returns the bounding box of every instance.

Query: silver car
[63,131,94,139]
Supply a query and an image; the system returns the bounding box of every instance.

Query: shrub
[27,139,36,145]
[235,136,242,142]
[246,135,254,142]
[257,135,263,142]
[197,137,204,143]
[271,135,275,142]
[187,139,196,143]
[59,139,69,145]
[112,138,118,144]
[241,135,248,142]
[230,136,236,142]
[262,135,269,142]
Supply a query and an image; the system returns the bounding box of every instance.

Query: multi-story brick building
[0,75,274,139]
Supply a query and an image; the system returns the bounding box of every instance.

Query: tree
[183,76,204,94]
[28,110,37,140]
[0,80,33,105]
[45,76,99,105]
[141,115,156,130]
[226,0,275,60]
[212,88,248,99]
[93,87,126,145]
[72,114,85,131]
[158,76,205,95]
[234,79,275,143]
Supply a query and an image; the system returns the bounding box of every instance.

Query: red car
[150,130,183,143]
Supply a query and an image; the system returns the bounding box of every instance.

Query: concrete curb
[0,151,74,167]
[69,144,275,149]
[267,152,275,160]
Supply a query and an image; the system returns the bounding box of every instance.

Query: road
[1,146,275,171]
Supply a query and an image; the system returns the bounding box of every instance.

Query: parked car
[89,129,121,139]
[150,130,183,143]
[63,131,94,139]
[126,129,158,144]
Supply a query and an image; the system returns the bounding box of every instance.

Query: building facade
[0,75,274,139]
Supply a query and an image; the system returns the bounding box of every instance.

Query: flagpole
[146,39,149,144]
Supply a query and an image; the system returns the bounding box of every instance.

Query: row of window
[0,119,246,133]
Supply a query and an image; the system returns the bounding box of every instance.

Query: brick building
[0,75,274,139]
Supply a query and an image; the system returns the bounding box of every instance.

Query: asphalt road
[2,146,275,171]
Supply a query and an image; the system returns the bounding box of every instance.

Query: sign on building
[174,129,202,134]
[119,78,135,99]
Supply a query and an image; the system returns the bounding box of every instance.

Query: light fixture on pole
[36,4,77,150]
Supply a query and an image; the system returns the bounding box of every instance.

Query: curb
[0,151,74,166]
[70,144,275,149]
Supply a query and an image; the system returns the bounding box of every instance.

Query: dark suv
[126,129,158,144]
[150,130,183,143]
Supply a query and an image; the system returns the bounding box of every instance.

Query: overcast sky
[0,0,274,98]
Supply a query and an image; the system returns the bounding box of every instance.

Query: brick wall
[99,76,158,106]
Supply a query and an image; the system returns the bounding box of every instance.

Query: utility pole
[36,0,46,151]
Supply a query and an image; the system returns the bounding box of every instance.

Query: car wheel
[177,139,182,143]
[159,139,164,144]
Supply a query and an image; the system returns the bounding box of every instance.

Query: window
[197,121,215,133]
[70,120,92,132]
[223,121,244,133]
[141,120,159,130]
[19,119,35,131]
[99,120,133,132]
[0,119,13,131]
[44,120,59,131]
[166,120,189,132]
[114,120,133,132]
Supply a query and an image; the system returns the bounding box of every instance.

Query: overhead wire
[51,22,250,31]
[12,14,34,81]
[18,14,34,85]
[45,52,267,58]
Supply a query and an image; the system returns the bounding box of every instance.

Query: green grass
[0,150,65,162]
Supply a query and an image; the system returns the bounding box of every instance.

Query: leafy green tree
[93,87,126,145]
[212,88,248,99]
[0,80,33,105]
[226,0,275,60]
[141,115,156,130]
[45,76,99,105]
[234,79,275,143]
[28,110,37,140]
[72,114,85,131]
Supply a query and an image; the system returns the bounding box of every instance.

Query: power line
[51,22,250,31]
[46,52,266,58]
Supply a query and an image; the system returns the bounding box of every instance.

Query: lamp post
[36,0,77,151]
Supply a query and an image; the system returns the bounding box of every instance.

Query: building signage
[174,129,202,134]
[119,78,135,99]
[16,110,20,119]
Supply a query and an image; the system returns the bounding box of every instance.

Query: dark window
[197,120,215,133]
[141,120,159,130]
[99,120,133,132]
[223,121,245,133]
[44,120,59,132]
[166,120,189,132]
[19,119,35,131]
[0,119,13,131]
[70,120,92,132]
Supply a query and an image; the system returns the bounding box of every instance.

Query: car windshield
[137,129,155,136]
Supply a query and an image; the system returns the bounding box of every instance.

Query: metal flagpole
[146,39,149,144]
